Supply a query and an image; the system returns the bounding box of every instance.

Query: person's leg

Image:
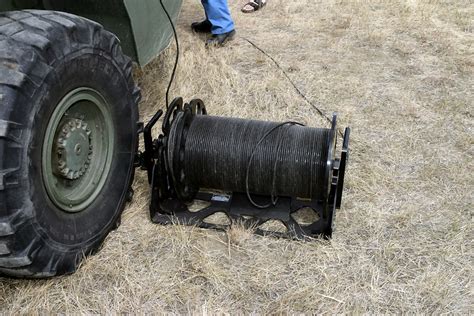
[201,0,235,35]
[191,2,212,34]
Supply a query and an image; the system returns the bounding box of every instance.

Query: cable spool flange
[166,99,207,201]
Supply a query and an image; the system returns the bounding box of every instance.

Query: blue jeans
[201,0,235,35]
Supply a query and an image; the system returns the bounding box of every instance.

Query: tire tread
[0,10,140,277]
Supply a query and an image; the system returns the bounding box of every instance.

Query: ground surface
[1,0,473,313]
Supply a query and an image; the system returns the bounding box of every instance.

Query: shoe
[191,20,212,33]
[242,0,267,13]
[205,30,236,47]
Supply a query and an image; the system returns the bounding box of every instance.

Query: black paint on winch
[138,97,350,239]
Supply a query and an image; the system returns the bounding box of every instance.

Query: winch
[140,97,350,239]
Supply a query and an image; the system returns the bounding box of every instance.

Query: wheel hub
[55,118,92,180]
[43,87,115,213]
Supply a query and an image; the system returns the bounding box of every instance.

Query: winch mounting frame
[137,97,350,239]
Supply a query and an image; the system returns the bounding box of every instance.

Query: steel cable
[176,115,331,204]
[159,0,179,109]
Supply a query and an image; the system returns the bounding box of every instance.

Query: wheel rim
[42,88,115,213]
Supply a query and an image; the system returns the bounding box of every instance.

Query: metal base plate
[151,192,334,239]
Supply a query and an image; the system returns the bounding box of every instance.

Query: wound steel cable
[245,121,303,208]
[177,115,332,202]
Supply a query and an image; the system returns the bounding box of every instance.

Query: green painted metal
[124,0,182,66]
[42,88,115,213]
[0,0,183,66]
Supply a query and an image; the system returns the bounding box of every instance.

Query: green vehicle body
[0,0,183,66]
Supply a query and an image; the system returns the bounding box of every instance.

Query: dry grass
[1,0,473,313]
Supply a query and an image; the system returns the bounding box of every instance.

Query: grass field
[1,0,473,313]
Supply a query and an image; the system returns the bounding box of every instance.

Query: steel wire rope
[241,37,345,138]
[245,121,304,208]
[159,0,180,109]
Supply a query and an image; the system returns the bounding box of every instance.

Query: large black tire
[0,10,140,277]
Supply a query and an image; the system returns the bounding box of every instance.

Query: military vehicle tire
[0,10,140,277]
